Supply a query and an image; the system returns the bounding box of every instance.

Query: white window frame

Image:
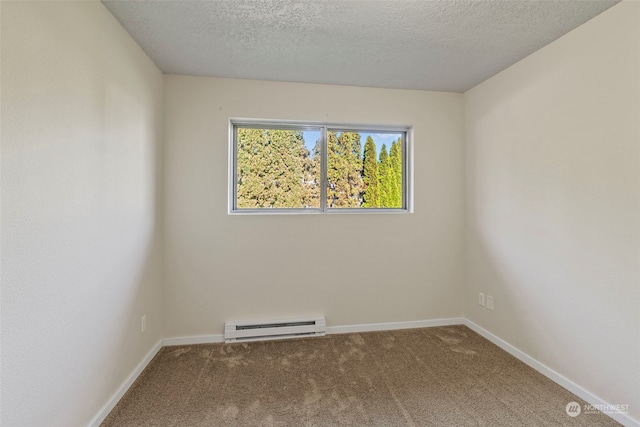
[229,118,413,214]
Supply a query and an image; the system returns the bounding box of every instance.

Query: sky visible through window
[302,130,401,157]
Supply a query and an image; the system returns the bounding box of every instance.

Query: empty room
[1,0,638,426]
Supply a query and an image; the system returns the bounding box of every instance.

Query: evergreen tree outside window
[231,121,410,213]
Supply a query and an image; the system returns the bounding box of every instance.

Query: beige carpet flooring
[102,325,619,426]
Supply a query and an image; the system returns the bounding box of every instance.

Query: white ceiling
[102,0,619,93]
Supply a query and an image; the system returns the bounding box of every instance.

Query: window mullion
[320,127,328,212]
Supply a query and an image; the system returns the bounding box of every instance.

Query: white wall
[163,76,464,338]
[465,0,639,421]
[1,1,164,426]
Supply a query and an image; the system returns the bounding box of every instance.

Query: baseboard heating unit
[224,317,326,343]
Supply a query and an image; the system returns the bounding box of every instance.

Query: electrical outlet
[141,315,147,333]
[478,292,485,307]
[487,296,494,311]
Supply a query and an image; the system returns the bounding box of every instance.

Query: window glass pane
[327,131,403,209]
[236,128,321,209]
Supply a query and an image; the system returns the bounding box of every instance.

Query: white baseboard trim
[326,317,465,335]
[463,319,640,427]
[163,334,224,346]
[160,318,465,347]
[88,339,163,427]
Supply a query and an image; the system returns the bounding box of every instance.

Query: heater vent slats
[236,321,316,330]
[224,317,325,343]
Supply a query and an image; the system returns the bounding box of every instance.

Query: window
[230,120,411,213]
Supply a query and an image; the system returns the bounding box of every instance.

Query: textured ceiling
[101,0,620,92]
